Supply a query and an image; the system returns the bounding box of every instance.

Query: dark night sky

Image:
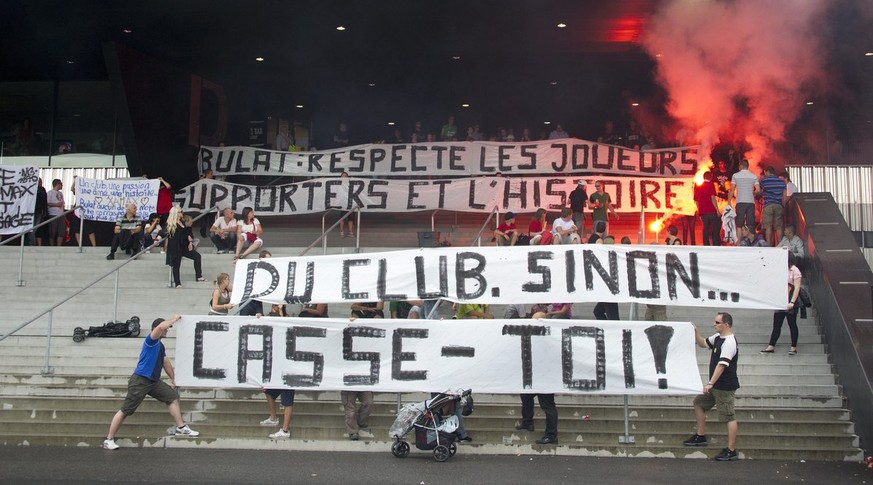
[1,0,870,160]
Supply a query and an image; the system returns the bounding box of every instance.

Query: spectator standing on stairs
[102,314,199,450]
[684,312,740,461]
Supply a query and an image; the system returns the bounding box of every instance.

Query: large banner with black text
[176,175,698,215]
[229,245,788,309]
[75,177,160,222]
[198,139,700,177]
[0,164,38,235]
[174,316,701,394]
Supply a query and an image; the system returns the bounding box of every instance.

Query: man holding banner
[684,312,740,461]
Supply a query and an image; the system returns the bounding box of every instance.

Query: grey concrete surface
[0,447,868,484]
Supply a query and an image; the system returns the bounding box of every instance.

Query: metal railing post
[619,395,634,444]
[355,208,361,253]
[638,207,645,244]
[113,270,120,322]
[16,231,26,287]
[78,211,84,253]
[41,310,54,375]
[322,211,328,255]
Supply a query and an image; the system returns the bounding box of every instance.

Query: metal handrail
[0,205,79,247]
[301,208,360,257]
[421,207,501,320]
[431,209,440,232]
[0,210,212,342]
[2,206,81,287]
[471,207,500,246]
[228,207,361,316]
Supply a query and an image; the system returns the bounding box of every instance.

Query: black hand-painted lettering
[502,324,550,389]
[455,251,487,299]
[622,329,635,389]
[644,325,674,389]
[392,328,428,381]
[562,326,606,391]
[582,249,619,294]
[239,261,281,302]
[284,261,314,304]
[342,259,371,300]
[666,252,700,300]
[193,321,229,379]
[343,326,386,385]
[377,258,407,301]
[627,250,660,299]
[283,326,327,387]
[415,255,448,299]
[238,325,273,383]
[522,251,553,293]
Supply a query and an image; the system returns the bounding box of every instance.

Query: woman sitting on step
[209,272,235,315]
[234,207,263,263]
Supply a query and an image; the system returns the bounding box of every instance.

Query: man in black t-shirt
[569,180,588,238]
[683,312,740,461]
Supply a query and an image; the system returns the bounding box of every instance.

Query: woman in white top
[761,252,802,355]
[234,207,263,263]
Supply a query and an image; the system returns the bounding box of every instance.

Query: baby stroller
[72,316,141,342]
[389,389,473,462]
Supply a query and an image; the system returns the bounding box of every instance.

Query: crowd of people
[289,117,678,152]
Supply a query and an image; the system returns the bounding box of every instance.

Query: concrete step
[0,384,847,408]
[0,432,859,462]
[0,396,853,422]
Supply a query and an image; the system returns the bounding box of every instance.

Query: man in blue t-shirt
[103,314,199,450]
[759,166,787,246]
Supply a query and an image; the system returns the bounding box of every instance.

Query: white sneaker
[269,429,290,439]
[174,425,200,437]
[260,417,280,426]
[102,439,119,450]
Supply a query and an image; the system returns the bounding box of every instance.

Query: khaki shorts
[693,388,736,422]
[761,204,783,230]
[120,374,179,416]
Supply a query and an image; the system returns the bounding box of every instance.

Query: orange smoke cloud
[642,0,831,167]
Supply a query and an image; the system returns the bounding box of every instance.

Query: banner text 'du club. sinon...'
[229,245,788,310]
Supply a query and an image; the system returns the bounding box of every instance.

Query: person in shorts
[261,388,296,439]
[683,312,740,461]
[103,314,199,449]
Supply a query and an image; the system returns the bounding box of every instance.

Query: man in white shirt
[46,179,66,246]
[728,159,760,231]
[209,208,238,254]
[551,208,580,244]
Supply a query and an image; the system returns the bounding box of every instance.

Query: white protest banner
[176,175,697,216]
[75,177,160,222]
[0,165,38,235]
[174,316,701,395]
[198,139,700,178]
[230,245,788,310]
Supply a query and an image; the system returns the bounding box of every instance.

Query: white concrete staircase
[0,246,863,461]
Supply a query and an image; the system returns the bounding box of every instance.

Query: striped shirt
[760,175,786,205]
[731,170,759,204]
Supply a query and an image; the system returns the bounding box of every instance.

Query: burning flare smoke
[642,0,831,167]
